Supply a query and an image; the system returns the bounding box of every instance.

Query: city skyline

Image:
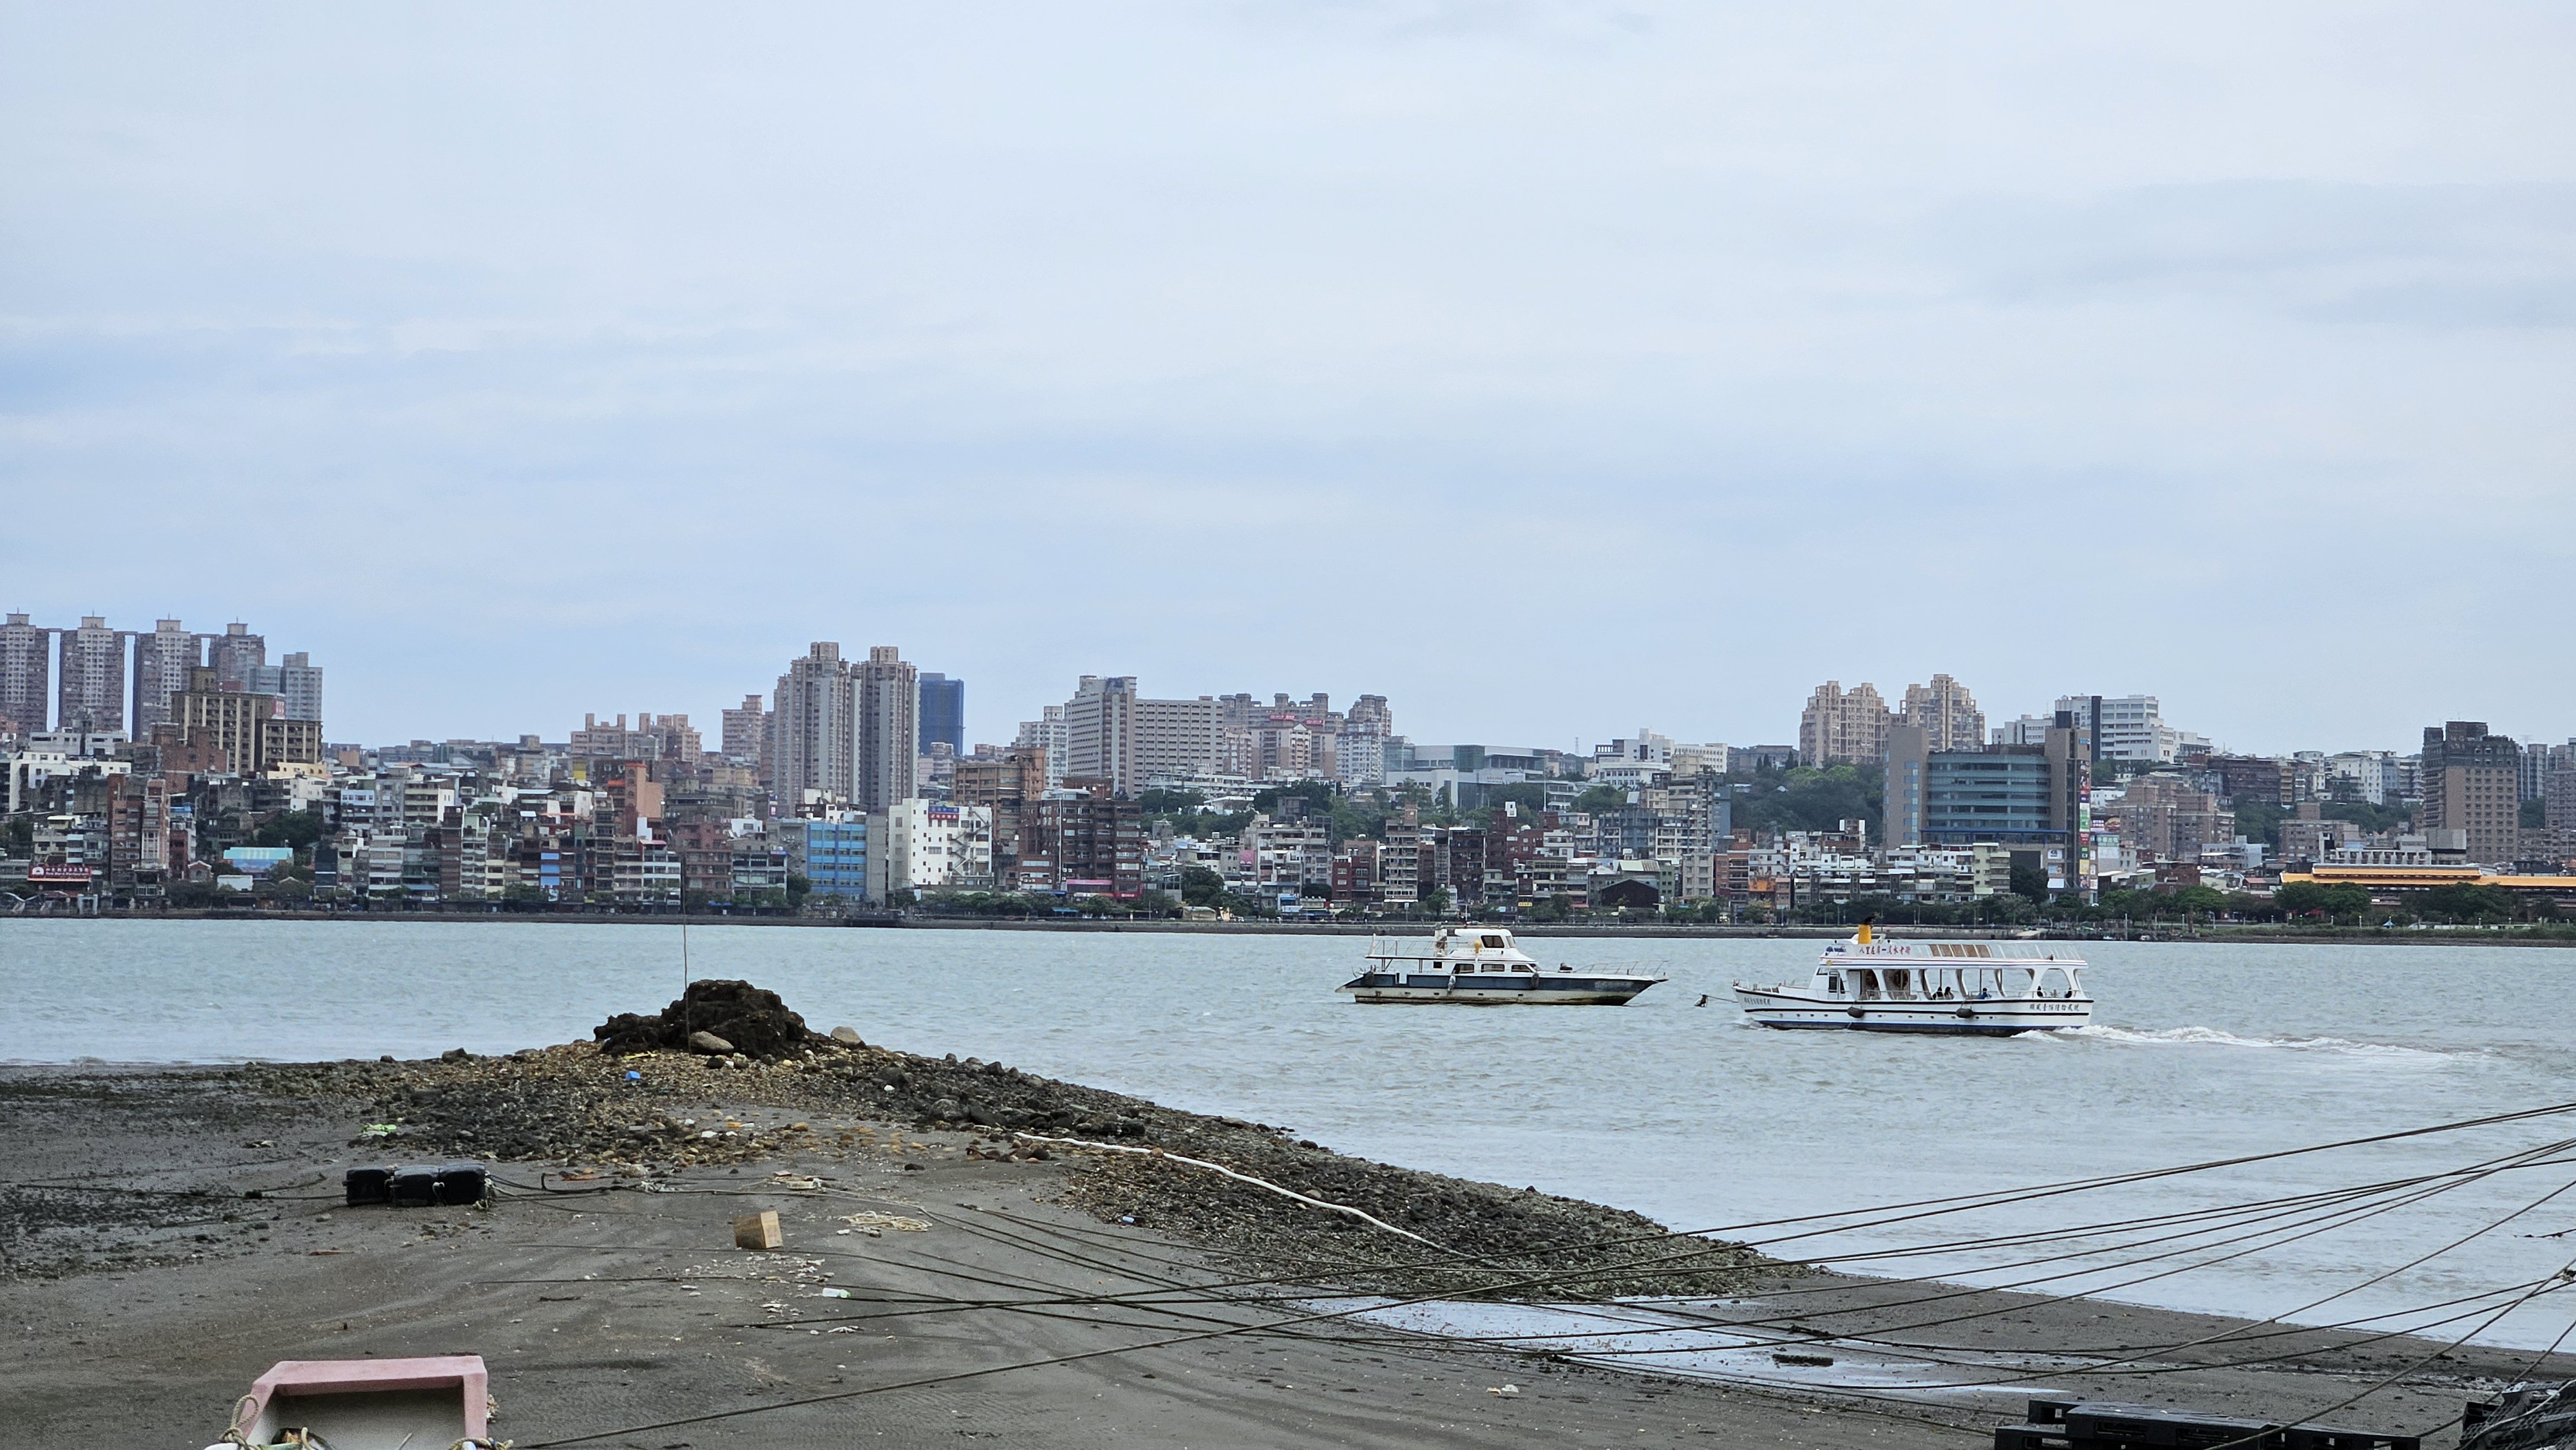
[5,6,2572,752]
[6,604,2571,769]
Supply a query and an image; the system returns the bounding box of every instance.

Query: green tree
[2168,885,2230,918]
[784,874,811,906]
[1421,885,1451,914]
[1571,784,1630,815]
[2323,800,2413,836]
[1730,765,1884,838]
[1179,866,1226,909]
[2233,800,2287,852]
[2009,864,2049,905]
[250,808,327,851]
[2416,883,2517,922]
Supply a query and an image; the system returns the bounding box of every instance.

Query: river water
[8,921,2574,1348]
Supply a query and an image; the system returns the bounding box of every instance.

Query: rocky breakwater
[246,979,1773,1300]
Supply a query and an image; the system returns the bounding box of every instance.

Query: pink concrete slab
[237,1355,488,1443]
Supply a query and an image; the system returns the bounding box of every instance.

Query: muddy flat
[2,1057,2557,1448]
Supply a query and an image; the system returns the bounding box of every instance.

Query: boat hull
[1340,975,1658,1006]
[1732,986,2089,1033]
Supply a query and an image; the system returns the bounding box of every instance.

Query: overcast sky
[5,3,2571,755]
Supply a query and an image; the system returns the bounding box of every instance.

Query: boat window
[2038,968,2072,999]
[1824,973,1843,994]
[1998,967,2032,997]
[1481,934,1508,949]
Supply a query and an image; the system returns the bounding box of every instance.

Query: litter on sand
[837,1211,931,1236]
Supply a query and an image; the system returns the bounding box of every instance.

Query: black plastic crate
[343,1166,393,1207]
[1997,1426,2075,1449]
[433,1162,488,1205]
[388,1165,440,1208]
[2067,1402,2280,1448]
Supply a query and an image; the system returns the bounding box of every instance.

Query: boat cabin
[1818,954,2083,1004]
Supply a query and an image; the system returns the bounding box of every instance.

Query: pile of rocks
[591,979,834,1060]
[238,981,1774,1299]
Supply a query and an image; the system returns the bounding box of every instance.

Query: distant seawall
[9,910,2573,946]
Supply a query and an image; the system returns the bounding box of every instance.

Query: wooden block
[733,1210,782,1251]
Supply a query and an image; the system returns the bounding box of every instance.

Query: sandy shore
[3,1055,2561,1448]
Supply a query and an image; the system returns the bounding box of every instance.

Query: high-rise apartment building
[855,646,918,812]
[1338,694,1394,784]
[1015,706,1069,789]
[2548,767,2576,833]
[171,666,321,772]
[1899,675,1985,753]
[2419,721,2523,865]
[2050,695,2190,764]
[1,613,50,735]
[954,744,1048,868]
[209,622,265,690]
[1136,694,1222,780]
[918,673,965,757]
[57,616,125,733]
[130,619,201,735]
[245,652,325,722]
[1064,675,1141,795]
[721,694,768,771]
[1798,681,1889,766]
[767,643,856,807]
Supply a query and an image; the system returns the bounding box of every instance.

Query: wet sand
[3,1062,2559,1448]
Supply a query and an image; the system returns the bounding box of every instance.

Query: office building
[781,816,870,902]
[2419,721,2523,865]
[209,621,265,689]
[1884,717,2083,855]
[57,616,124,733]
[767,643,857,807]
[130,619,200,734]
[855,646,918,812]
[918,673,965,757]
[2,613,51,734]
[1798,681,1889,766]
[1899,674,1986,752]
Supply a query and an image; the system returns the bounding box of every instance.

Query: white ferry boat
[1338,927,1665,1005]
[1733,923,2090,1033]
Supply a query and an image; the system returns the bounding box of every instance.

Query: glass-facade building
[788,818,871,901]
[918,674,965,755]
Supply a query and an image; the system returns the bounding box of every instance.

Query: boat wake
[2038,1024,2452,1060]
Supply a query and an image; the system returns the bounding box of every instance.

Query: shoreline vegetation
[9,905,2576,945]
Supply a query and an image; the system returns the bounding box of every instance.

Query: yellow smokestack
[1857,919,1874,946]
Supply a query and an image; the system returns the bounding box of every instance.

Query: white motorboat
[1733,924,2090,1033]
[1338,927,1664,1005]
